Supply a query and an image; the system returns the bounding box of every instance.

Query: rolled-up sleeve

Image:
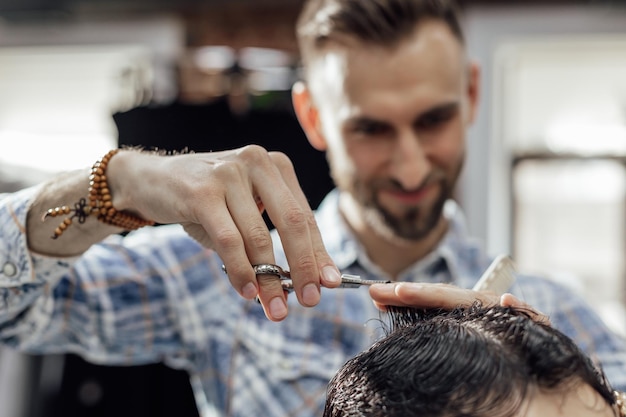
[0,187,80,345]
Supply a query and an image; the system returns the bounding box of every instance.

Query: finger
[189,169,284,322]
[255,275,289,322]
[202,204,288,321]
[182,222,215,249]
[500,293,551,325]
[369,282,499,310]
[188,147,287,321]
[253,153,320,307]
[197,201,260,299]
[224,175,289,321]
[246,149,337,307]
[269,152,341,289]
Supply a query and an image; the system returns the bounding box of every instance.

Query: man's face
[305,20,478,243]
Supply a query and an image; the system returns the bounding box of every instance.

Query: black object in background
[43,354,200,417]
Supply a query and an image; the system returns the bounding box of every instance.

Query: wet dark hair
[324,304,616,417]
[296,0,464,70]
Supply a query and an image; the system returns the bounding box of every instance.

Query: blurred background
[0,0,625,416]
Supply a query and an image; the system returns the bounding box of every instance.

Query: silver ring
[252,264,285,277]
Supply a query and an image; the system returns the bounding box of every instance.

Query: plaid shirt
[1,187,625,417]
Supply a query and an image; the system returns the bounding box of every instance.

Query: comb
[472,255,516,295]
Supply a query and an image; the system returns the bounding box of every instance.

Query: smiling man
[292,10,477,277]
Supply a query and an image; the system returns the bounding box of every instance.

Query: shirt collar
[314,189,486,287]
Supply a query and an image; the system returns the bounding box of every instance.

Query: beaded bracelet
[43,149,155,239]
[616,391,626,417]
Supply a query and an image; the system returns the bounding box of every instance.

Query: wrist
[42,149,154,240]
[106,148,144,214]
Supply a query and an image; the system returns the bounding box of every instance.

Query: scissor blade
[338,274,391,288]
[282,274,391,291]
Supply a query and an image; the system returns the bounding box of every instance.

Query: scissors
[221,263,390,293]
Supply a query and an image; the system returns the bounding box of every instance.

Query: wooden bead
[44,148,154,238]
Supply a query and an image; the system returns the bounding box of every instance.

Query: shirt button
[2,262,17,278]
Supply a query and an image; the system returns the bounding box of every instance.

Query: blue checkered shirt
[1,186,625,417]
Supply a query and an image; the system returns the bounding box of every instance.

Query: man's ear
[292,81,327,151]
[466,60,481,124]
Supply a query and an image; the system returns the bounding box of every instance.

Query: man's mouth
[379,182,437,206]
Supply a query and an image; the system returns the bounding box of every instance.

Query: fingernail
[322,266,341,285]
[373,282,394,289]
[269,297,288,320]
[395,282,421,295]
[369,283,391,293]
[302,283,320,306]
[241,282,258,300]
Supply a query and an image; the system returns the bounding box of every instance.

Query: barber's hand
[109,146,341,321]
[369,282,550,325]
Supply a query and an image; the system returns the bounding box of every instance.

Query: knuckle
[313,248,332,265]
[293,254,317,275]
[213,228,242,250]
[269,151,294,172]
[257,275,282,290]
[245,225,273,251]
[303,209,318,228]
[279,203,307,230]
[239,144,270,164]
[212,160,241,182]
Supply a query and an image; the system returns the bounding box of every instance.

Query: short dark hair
[324,304,616,417]
[296,0,465,70]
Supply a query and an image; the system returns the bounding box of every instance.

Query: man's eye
[417,111,454,129]
[353,123,389,135]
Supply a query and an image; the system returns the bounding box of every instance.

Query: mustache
[374,171,446,194]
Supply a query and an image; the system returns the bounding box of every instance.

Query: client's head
[324,304,623,417]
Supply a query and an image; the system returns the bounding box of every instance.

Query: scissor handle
[221,264,389,295]
[221,264,291,279]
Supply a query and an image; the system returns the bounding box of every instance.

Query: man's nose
[389,131,431,190]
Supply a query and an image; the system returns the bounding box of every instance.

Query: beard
[364,187,447,242]
[352,169,459,244]
[326,143,465,244]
